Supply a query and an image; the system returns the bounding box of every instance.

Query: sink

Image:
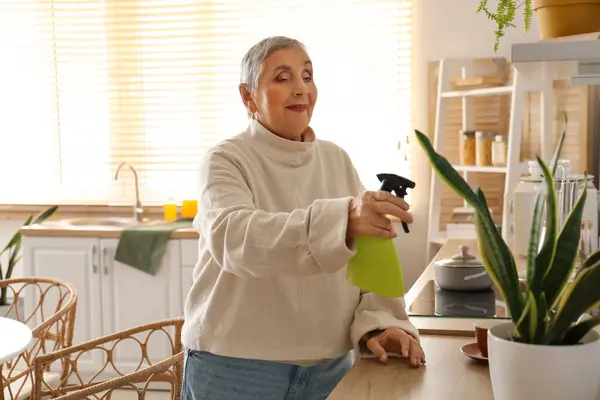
[35,216,166,230]
[65,217,139,227]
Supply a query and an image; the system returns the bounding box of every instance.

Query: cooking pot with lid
[434,245,493,291]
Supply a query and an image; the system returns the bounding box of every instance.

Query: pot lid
[435,245,484,268]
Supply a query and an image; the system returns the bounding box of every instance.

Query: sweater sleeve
[349,292,420,358]
[195,148,356,278]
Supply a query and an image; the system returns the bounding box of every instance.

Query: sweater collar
[249,119,315,166]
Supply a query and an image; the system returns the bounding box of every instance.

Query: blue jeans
[181,349,352,400]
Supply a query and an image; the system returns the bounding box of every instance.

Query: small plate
[461,342,488,363]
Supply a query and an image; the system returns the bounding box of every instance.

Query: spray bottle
[346,173,415,297]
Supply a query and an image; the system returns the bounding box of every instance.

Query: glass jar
[459,130,476,166]
[475,131,494,166]
[491,135,507,166]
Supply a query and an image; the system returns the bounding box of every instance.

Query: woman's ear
[239,84,257,114]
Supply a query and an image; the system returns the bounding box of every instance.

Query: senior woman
[181,36,424,400]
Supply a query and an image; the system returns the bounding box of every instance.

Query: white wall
[1,0,542,289]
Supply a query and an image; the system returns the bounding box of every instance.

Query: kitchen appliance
[435,286,496,317]
[512,160,598,258]
[407,280,509,319]
[433,245,493,291]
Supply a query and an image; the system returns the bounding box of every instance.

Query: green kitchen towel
[114,218,194,275]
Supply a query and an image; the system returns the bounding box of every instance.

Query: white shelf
[511,33,600,85]
[453,165,507,173]
[441,86,513,98]
[511,33,600,63]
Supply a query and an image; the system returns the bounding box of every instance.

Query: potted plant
[0,206,58,319]
[415,120,600,400]
[477,0,600,51]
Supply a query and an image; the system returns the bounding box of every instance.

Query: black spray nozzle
[377,173,415,233]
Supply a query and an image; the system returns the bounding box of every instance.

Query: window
[0,0,412,204]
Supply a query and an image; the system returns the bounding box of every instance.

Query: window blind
[0,0,412,204]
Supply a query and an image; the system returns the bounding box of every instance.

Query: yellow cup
[181,200,198,219]
[163,203,177,222]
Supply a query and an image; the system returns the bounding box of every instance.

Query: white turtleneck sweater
[181,119,419,364]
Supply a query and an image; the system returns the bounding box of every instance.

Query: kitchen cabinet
[22,236,183,377]
[99,239,181,372]
[22,237,103,373]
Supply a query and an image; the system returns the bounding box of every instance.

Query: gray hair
[240,36,307,92]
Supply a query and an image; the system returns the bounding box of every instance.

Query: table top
[330,335,493,400]
[0,317,32,364]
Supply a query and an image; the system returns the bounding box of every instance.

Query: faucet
[114,162,144,222]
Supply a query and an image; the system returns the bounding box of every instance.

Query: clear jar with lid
[459,130,476,165]
[491,134,507,166]
[475,131,495,166]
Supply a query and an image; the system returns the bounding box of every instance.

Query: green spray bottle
[346,173,415,297]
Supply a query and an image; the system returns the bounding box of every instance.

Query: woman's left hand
[361,328,426,367]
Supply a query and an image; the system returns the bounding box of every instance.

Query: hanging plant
[477,0,533,51]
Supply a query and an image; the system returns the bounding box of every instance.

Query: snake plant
[477,0,533,51]
[415,118,600,345]
[0,205,58,306]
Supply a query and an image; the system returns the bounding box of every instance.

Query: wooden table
[330,335,492,400]
[0,317,32,364]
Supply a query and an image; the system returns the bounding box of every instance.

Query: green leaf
[0,230,23,256]
[6,256,21,281]
[562,315,600,345]
[581,249,600,271]
[526,176,546,291]
[534,157,559,289]
[473,188,525,334]
[413,130,480,206]
[527,290,539,341]
[546,260,600,344]
[549,112,568,175]
[32,205,58,225]
[0,261,3,280]
[514,293,532,340]
[534,292,549,343]
[544,178,587,309]
[6,242,22,280]
[528,112,568,295]
[415,129,525,330]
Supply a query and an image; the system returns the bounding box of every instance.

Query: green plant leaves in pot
[414,114,600,346]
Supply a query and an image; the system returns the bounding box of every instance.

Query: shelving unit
[427,34,600,255]
[426,58,554,255]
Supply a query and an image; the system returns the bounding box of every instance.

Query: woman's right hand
[346,191,413,240]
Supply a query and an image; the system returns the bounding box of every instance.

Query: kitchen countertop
[19,219,199,239]
[330,335,493,400]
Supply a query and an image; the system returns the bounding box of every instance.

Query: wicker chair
[33,318,184,399]
[0,277,77,400]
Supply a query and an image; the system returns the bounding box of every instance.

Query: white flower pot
[488,322,600,400]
